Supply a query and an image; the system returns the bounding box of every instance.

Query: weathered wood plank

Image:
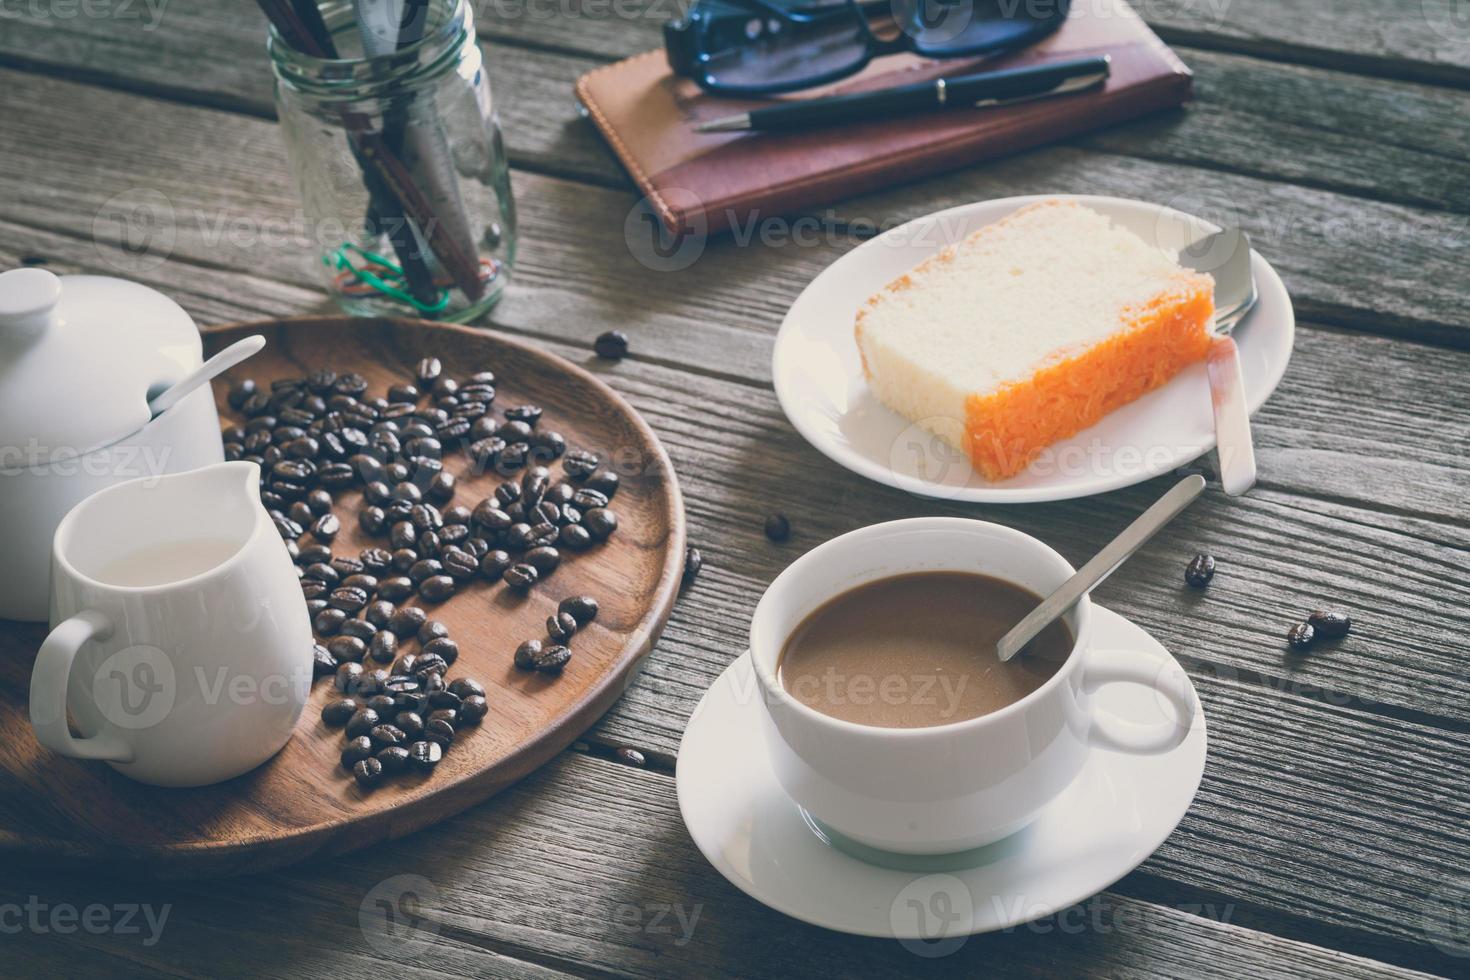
[4,2,1470,217]
[0,751,1450,978]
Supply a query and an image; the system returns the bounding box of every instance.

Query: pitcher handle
[1083,646,1197,755]
[29,609,133,762]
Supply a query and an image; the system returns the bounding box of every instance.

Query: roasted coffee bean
[283,437,321,462]
[385,672,421,694]
[339,571,376,592]
[562,449,600,480]
[559,524,593,551]
[352,756,384,788]
[327,635,366,664]
[463,536,490,559]
[389,606,428,637]
[314,607,347,636]
[354,453,389,484]
[535,644,572,674]
[322,698,358,726]
[304,369,337,394]
[540,500,570,526]
[419,575,456,603]
[360,599,391,628]
[368,629,398,663]
[682,547,702,589]
[473,501,512,532]
[303,562,340,586]
[459,695,488,724]
[331,555,366,577]
[583,469,620,498]
[329,586,369,612]
[504,404,542,425]
[425,718,455,748]
[306,488,334,515]
[288,501,314,526]
[224,441,245,461]
[1184,553,1216,588]
[366,694,396,715]
[313,643,337,678]
[391,548,419,572]
[342,736,374,770]
[376,746,410,774]
[438,672,479,700]
[415,357,443,386]
[299,543,333,566]
[387,461,411,483]
[521,466,551,507]
[514,639,542,670]
[504,522,535,551]
[1307,609,1351,639]
[394,711,425,738]
[583,508,617,541]
[444,504,473,525]
[467,436,505,470]
[378,575,415,601]
[359,506,388,535]
[764,513,791,542]
[427,708,459,730]
[370,723,408,750]
[504,563,538,590]
[273,515,303,540]
[409,503,444,533]
[494,481,522,507]
[559,596,599,627]
[422,636,459,666]
[403,435,442,461]
[480,549,512,580]
[318,462,356,489]
[571,488,608,511]
[497,442,530,471]
[392,481,424,505]
[412,652,450,680]
[428,691,461,710]
[360,547,393,574]
[497,419,534,444]
[285,539,301,563]
[525,546,561,575]
[340,618,378,642]
[594,330,629,359]
[390,520,418,550]
[408,558,444,584]
[436,417,471,441]
[408,740,442,771]
[616,747,646,767]
[345,707,380,738]
[319,431,348,461]
[306,598,330,616]
[246,429,274,454]
[242,389,271,416]
[529,430,566,459]
[364,480,394,506]
[1287,622,1315,650]
[427,470,456,504]
[355,668,390,696]
[547,611,578,642]
[331,373,368,397]
[259,489,287,510]
[528,522,558,547]
[440,547,477,580]
[388,383,420,404]
[228,378,258,410]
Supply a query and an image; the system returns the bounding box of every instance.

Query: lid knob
[0,268,62,342]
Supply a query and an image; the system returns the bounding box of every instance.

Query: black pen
[696,55,1110,134]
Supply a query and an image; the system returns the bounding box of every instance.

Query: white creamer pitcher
[29,461,313,787]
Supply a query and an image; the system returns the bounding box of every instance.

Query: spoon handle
[148,335,266,419]
[996,474,1206,662]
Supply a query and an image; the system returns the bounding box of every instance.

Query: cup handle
[29,609,133,762]
[1083,647,1197,755]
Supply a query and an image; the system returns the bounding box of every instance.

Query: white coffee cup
[28,461,314,787]
[750,517,1198,855]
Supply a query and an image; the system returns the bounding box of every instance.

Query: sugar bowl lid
[0,268,203,455]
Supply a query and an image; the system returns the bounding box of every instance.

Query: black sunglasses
[665,0,1071,95]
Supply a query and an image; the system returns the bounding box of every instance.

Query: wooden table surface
[2,1,1467,976]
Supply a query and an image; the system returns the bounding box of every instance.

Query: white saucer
[771,194,1295,503]
[675,606,1207,939]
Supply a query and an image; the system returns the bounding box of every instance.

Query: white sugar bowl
[0,268,225,622]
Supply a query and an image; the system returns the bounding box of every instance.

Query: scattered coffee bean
[408,740,442,771]
[335,661,365,693]
[339,618,378,642]
[559,595,599,627]
[425,718,456,748]
[547,611,578,642]
[366,694,396,715]
[345,708,381,738]
[594,330,629,360]
[559,524,593,551]
[525,545,561,575]
[1184,553,1216,588]
[419,575,456,603]
[376,746,410,774]
[329,586,369,612]
[342,736,374,770]
[459,694,488,724]
[615,747,646,767]
[535,644,572,674]
[514,639,542,670]
[764,513,791,542]
[1307,609,1351,640]
[1287,622,1315,650]
[583,469,620,498]
[389,606,428,637]
[312,642,337,677]
[353,757,384,788]
[322,698,358,726]
[377,576,415,601]
[504,563,538,590]
[327,635,366,664]
[370,723,408,750]
[422,636,460,666]
[583,508,617,541]
[682,547,702,589]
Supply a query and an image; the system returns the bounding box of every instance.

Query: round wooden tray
[0,317,685,877]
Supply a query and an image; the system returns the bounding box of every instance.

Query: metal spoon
[996,474,1206,662]
[147,335,266,419]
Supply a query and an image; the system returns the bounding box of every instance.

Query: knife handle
[1207,335,1257,496]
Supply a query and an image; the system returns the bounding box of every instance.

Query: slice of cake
[855,199,1215,481]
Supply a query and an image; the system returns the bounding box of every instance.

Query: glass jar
[270,0,515,322]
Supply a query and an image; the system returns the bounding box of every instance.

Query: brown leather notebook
[575,0,1191,236]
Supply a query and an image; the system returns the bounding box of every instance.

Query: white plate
[676,606,1207,939]
[772,194,1295,503]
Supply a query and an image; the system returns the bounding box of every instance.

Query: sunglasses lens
[694,0,871,92]
[895,0,1070,57]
